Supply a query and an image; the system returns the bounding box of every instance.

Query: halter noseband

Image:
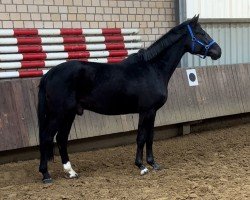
[187,24,215,59]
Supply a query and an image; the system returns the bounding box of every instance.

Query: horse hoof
[43,178,53,184]
[65,173,79,179]
[140,167,149,175]
[70,173,79,179]
[152,163,161,171]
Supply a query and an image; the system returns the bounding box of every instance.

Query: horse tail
[38,74,47,134]
[38,74,54,161]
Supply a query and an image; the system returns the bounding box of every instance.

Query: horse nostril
[217,48,222,58]
[210,48,221,58]
[218,48,222,57]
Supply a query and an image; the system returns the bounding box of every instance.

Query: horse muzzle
[208,43,222,60]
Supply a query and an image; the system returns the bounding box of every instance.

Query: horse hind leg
[56,111,78,179]
[39,138,53,183]
[39,117,59,183]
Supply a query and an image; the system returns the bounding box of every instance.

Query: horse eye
[195,31,206,36]
[197,31,205,36]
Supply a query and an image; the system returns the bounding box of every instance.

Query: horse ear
[191,14,199,26]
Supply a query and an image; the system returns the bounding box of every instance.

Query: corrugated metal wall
[186,0,250,18]
[183,22,250,67]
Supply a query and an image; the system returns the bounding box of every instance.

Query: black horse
[38,16,221,183]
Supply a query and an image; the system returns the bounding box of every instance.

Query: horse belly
[81,94,139,115]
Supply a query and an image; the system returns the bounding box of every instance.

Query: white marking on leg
[140,167,149,175]
[63,161,78,178]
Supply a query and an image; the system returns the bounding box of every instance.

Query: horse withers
[38,15,221,183]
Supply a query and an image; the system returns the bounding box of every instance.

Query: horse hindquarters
[39,72,81,182]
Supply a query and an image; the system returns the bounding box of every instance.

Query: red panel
[17,37,42,45]
[19,70,44,78]
[74,58,88,62]
[107,57,125,63]
[104,35,124,42]
[102,28,121,35]
[18,45,43,53]
[14,29,38,36]
[60,29,83,35]
[21,61,45,68]
[68,52,90,59]
[105,43,125,50]
[64,44,87,52]
[109,50,128,57]
[63,36,85,43]
[22,53,46,61]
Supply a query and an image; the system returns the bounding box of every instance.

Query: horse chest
[139,77,168,107]
[140,89,168,110]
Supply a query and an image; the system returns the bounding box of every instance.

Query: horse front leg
[135,110,156,175]
[146,128,160,170]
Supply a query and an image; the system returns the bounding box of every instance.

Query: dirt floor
[0,123,249,200]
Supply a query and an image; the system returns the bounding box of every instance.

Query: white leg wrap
[140,167,149,175]
[63,161,78,178]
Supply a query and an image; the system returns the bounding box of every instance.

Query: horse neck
[147,36,187,83]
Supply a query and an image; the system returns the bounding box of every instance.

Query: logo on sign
[186,69,198,86]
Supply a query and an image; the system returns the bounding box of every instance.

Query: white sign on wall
[186,0,250,19]
[186,69,199,86]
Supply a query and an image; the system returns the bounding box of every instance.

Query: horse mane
[141,19,194,61]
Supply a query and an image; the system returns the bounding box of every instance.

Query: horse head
[185,15,221,60]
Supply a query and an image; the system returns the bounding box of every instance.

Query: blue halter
[187,24,215,59]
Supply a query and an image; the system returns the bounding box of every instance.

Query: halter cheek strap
[187,24,215,59]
